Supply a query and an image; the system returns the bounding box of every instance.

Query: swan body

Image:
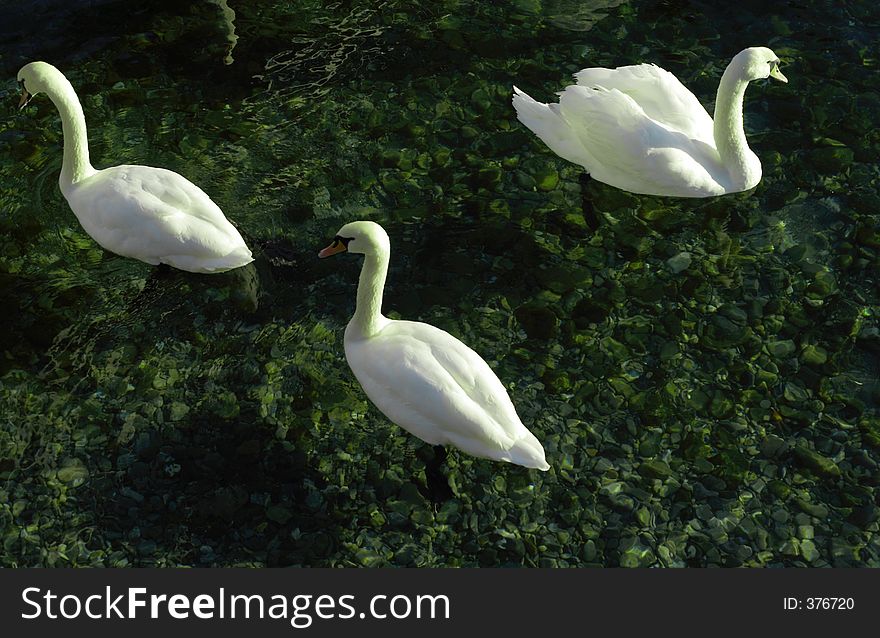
[319,221,550,471]
[17,61,252,273]
[513,47,788,197]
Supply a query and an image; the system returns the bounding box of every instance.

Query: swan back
[65,165,253,273]
[345,320,550,470]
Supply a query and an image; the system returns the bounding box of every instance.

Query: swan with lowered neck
[16,61,252,273]
[512,47,788,197]
[319,221,550,471]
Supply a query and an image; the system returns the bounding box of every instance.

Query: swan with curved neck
[512,47,788,197]
[17,61,253,273]
[319,221,550,471]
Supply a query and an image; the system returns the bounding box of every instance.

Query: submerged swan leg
[579,173,600,231]
[420,445,454,506]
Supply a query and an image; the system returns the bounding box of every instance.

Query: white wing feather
[65,165,252,272]
[345,320,548,468]
[556,85,726,197]
[575,63,715,146]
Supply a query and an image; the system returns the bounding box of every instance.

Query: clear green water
[0,0,878,567]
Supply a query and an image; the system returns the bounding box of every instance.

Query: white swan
[17,61,253,273]
[319,221,550,471]
[512,47,788,197]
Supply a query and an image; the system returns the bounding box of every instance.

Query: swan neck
[712,68,755,188]
[45,74,94,189]
[351,249,389,338]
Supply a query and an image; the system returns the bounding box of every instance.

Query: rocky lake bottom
[0,0,878,567]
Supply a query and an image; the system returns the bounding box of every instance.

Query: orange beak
[18,88,31,110]
[318,239,347,258]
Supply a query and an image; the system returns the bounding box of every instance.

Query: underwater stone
[760,435,789,459]
[639,439,660,458]
[379,149,401,167]
[800,344,828,366]
[783,382,810,402]
[534,166,559,192]
[600,336,629,361]
[709,393,734,419]
[793,446,841,479]
[704,315,750,349]
[470,88,492,112]
[476,166,503,188]
[542,370,571,394]
[515,171,537,190]
[796,500,829,519]
[639,459,674,480]
[768,480,791,500]
[134,430,159,460]
[806,270,837,299]
[266,505,293,524]
[583,540,597,562]
[809,146,854,172]
[800,539,820,563]
[514,302,558,340]
[666,252,692,273]
[858,417,880,451]
[767,339,796,359]
[432,147,452,168]
[659,341,679,361]
[57,460,89,484]
[169,402,189,421]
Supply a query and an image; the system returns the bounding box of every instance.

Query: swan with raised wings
[513,47,788,197]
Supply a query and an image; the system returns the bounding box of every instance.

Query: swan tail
[165,245,254,274]
[512,86,594,171]
[210,245,254,272]
[505,429,550,471]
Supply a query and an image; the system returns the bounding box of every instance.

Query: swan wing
[556,85,725,197]
[575,63,715,146]
[106,165,235,227]
[345,320,524,452]
[66,165,252,271]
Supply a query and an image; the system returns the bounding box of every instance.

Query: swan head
[318,220,389,258]
[733,47,788,83]
[16,61,62,109]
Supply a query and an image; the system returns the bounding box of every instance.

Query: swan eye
[336,235,354,247]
